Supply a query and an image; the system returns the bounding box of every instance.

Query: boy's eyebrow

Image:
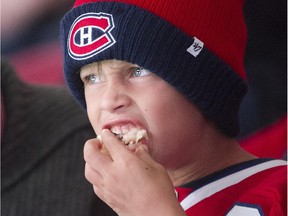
[80,63,100,75]
[79,61,143,79]
[79,68,87,77]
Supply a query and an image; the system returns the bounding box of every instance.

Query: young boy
[60,0,287,215]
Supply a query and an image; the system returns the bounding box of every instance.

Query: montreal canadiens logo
[68,12,115,60]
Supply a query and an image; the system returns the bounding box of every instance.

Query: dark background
[240,0,287,138]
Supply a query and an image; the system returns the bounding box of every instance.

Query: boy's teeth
[121,125,130,134]
[110,124,139,135]
[110,126,122,135]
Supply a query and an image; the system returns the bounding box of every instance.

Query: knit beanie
[60,0,248,137]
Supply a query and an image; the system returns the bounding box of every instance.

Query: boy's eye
[85,74,101,84]
[131,67,151,77]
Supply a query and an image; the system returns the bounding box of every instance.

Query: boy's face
[80,60,209,169]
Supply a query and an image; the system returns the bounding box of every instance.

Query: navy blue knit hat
[60,0,248,137]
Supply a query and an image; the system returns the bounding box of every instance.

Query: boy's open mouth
[111,127,148,146]
[98,125,148,152]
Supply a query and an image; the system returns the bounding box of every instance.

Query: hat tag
[187,37,204,57]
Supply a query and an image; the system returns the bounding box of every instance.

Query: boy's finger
[100,129,130,159]
[84,162,103,185]
[83,138,112,172]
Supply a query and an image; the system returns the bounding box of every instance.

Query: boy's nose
[99,81,131,113]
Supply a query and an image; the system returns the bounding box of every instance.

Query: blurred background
[1,2,286,215]
[1,0,287,146]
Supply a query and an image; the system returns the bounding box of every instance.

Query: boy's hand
[83,129,186,216]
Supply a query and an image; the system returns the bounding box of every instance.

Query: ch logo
[68,12,115,60]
